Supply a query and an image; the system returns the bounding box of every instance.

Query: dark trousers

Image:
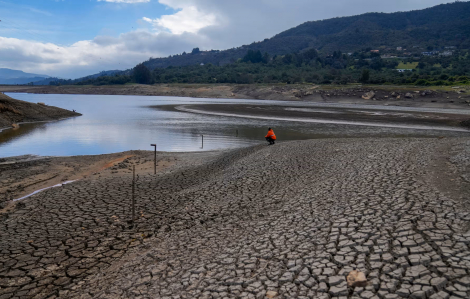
[266,137,275,145]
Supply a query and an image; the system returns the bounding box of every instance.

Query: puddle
[13,180,77,202]
[284,108,343,114]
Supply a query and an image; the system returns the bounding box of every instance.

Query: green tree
[360,69,370,83]
[133,63,152,84]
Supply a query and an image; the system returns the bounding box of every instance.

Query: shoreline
[0,149,223,209]
[0,93,81,130]
[0,115,81,133]
[1,83,470,110]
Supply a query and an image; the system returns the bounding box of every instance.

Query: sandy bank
[0,149,220,210]
[173,103,470,131]
[0,93,81,130]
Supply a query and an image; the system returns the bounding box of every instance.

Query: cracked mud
[1,138,470,299]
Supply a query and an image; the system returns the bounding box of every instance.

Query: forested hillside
[47,2,470,87]
[143,1,470,69]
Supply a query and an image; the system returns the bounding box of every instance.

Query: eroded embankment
[1,138,470,299]
[175,103,470,132]
[1,84,470,110]
[0,93,81,130]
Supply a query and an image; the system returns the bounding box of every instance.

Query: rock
[11,123,19,129]
[397,95,401,99]
[347,270,368,287]
[266,291,278,298]
[391,92,398,97]
[405,93,413,98]
[37,102,46,106]
[362,91,375,100]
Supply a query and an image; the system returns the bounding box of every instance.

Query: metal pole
[202,135,204,149]
[132,165,135,225]
[150,144,157,175]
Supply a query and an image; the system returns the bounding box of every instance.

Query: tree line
[50,49,470,87]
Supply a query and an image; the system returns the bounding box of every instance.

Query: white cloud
[97,0,150,3]
[143,6,216,34]
[0,30,199,78]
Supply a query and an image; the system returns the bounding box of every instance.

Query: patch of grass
[396,62,419,69]
[0,103,21,115]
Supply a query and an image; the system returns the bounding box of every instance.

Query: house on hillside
[422,51,439,56]
[397,47,403,51]
[200,63,205,66]
[396,69,412,73]
[371,50,379,53]
[440,51,453,56]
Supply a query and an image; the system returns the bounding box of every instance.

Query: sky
[0,0,463,79]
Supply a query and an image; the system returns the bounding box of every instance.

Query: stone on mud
[347,270,368,287]
[266,290,278,298]
[362,91,375,100]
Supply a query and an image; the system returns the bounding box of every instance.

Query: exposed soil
[0,138,469,299]
[0,150,219,210]
[174,103,470,130]
[0,93,81,130]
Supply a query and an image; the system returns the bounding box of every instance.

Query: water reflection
[0,93,468,158]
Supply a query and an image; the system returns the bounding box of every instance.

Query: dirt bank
[1,138,470,298]
[1,84,470,109]
[174,103,470,130]
[0,93,81,130]
[0,150,218,210]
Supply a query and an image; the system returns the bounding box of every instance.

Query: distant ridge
[143,1,470,69]
[0,68,50,85]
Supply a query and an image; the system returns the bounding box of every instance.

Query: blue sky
[0,0,463,79]
[0,0,172,45]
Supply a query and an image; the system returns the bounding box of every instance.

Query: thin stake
[236,129,238,137]
[151,144,157,175]
[202,135,204,149]
[132,165,135,225]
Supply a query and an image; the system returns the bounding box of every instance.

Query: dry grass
[0,103,22,115]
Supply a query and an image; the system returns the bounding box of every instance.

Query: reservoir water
[1,93,469,158]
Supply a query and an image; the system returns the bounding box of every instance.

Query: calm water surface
[0,93,468,158]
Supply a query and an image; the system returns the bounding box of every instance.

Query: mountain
[143,1,470,69]
[44,70,122,86]
[0,68,50,85]
[76,70,122,81]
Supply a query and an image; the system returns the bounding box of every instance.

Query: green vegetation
[396,62,418,70]
[140,2,470,69]
[50,49,470,87]
[47,2,470,88]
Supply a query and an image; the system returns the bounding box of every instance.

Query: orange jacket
[265,129,276,140]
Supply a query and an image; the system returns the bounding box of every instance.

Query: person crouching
[265,128,276,145]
